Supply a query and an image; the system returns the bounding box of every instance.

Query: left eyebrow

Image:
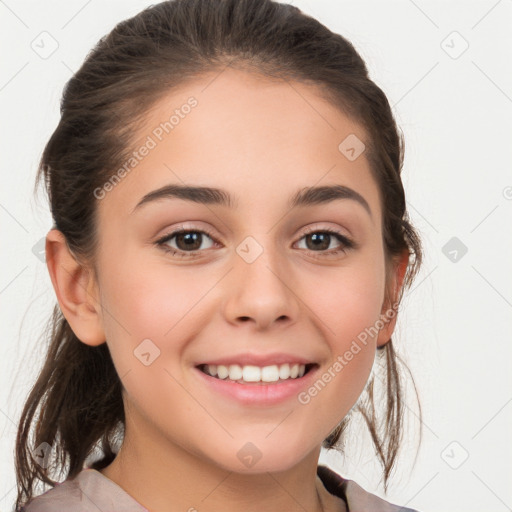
[130,183,372,219]
[289,185,372,218]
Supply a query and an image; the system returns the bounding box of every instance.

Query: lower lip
[193,365,319,406]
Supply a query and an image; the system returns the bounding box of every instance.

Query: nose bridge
[236,231,286,283]
[222,232,300,328]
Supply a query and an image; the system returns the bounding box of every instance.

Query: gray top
[22,465,419,511]
[22,468,147,512]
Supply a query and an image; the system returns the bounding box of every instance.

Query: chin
[205,439,313,475]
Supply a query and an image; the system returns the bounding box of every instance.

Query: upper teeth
[204,363,307,382]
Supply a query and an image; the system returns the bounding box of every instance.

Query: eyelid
[298,224,356,248]
[155,222,357,256]
[155,223,219,246]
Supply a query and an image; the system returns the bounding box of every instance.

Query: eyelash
[155,225,355,259]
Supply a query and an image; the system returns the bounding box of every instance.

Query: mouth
[196,362,319,385]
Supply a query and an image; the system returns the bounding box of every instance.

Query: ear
[376,249,409,348]
[45,228,106,346]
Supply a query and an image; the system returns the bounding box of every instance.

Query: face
[86,68,395,474]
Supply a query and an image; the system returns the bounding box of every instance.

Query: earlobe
[45,229,106,346]
[376,250,410,348]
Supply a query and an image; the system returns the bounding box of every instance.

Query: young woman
[15,0,423,510]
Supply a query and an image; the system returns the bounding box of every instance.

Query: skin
[46,68,408,512]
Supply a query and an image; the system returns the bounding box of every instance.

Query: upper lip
[196,352,317,367]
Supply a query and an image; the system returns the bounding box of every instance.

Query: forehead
[98,67,381,222]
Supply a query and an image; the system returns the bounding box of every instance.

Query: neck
[99,416,345,512]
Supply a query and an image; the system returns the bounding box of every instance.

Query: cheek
[98,251,218,375]
[307,256,386,347]
[292,255,386,425]
[101,243,201,330]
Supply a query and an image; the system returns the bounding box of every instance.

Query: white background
[1,1,511,511]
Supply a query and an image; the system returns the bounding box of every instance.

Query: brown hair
[15,0,423,509]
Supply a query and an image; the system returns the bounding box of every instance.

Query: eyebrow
[131,183,372,218]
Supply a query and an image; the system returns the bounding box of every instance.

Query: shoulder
[22,476,81,512]
[22,469,147,512]
[317,464,420,512]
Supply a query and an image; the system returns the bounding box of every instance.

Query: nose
[221,240,301,331]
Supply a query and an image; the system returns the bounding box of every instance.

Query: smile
[197,363,318,384]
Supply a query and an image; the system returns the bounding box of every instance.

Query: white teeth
[203,363,308,382]
[261,365,279,382]
[216,364,229,379]
[279,363,290,379]
[228,364,243,380]
[242,365,261,382]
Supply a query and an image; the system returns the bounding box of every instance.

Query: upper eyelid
[158,223,349,237]
[156,224,354,247]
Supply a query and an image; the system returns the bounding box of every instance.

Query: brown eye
[174,231,204,251]
[304,232,332,251]
[296,228,354,255]
[156,229,216,257]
